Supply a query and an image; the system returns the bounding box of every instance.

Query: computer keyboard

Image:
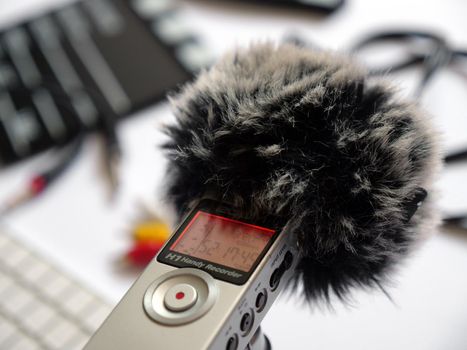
[0,0,210,165]
[0,229,114,349]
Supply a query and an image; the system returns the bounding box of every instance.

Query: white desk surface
[1,0,467,349]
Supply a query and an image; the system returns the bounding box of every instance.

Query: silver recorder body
[85,200,299,350]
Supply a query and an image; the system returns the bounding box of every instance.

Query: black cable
[351,31,452,96]
[42,134,84,180]
[445,149,467,164]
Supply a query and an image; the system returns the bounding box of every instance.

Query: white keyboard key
[21,299,56,334]
[0,241,29,268]
[9,334,40,350]
[0,270,14,294]
[16,255,50,284]
[1,284,34,317]
[0,316,16,343]
[38,270,72,299]
[0,328,27,350]
[43,315,78,349]
[62,287,94,317]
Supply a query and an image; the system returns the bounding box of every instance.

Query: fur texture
[163,43,441,303]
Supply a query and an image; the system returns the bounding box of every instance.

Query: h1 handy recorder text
[85,199,298,350]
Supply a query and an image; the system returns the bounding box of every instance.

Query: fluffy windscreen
[163,43,440,303]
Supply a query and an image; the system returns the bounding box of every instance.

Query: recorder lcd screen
[170,211,275,272]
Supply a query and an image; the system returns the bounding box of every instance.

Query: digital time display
[170,211,275,272]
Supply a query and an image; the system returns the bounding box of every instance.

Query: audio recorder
[85,199,298,350]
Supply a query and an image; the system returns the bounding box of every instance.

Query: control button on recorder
[269,267,283,291]
[164,283,198,312]
[240,309,255,336]
[269,251,294,291]
[143,268,218,325]
[226,334,239,350]
[255,290,268,312]
[283,251,293,270]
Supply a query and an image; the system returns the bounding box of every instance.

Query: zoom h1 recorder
[85,199,299,350]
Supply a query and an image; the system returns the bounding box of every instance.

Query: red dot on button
[175,292,185,300]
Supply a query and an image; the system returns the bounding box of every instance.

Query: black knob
[226,334,238,350]
[269,267,284,291]
[255,290,268,312]
[240,309,254,335]
[283,251,293,270]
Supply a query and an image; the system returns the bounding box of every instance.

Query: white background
[1,0,467,349]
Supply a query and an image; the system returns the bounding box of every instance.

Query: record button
[164,283,198,312]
